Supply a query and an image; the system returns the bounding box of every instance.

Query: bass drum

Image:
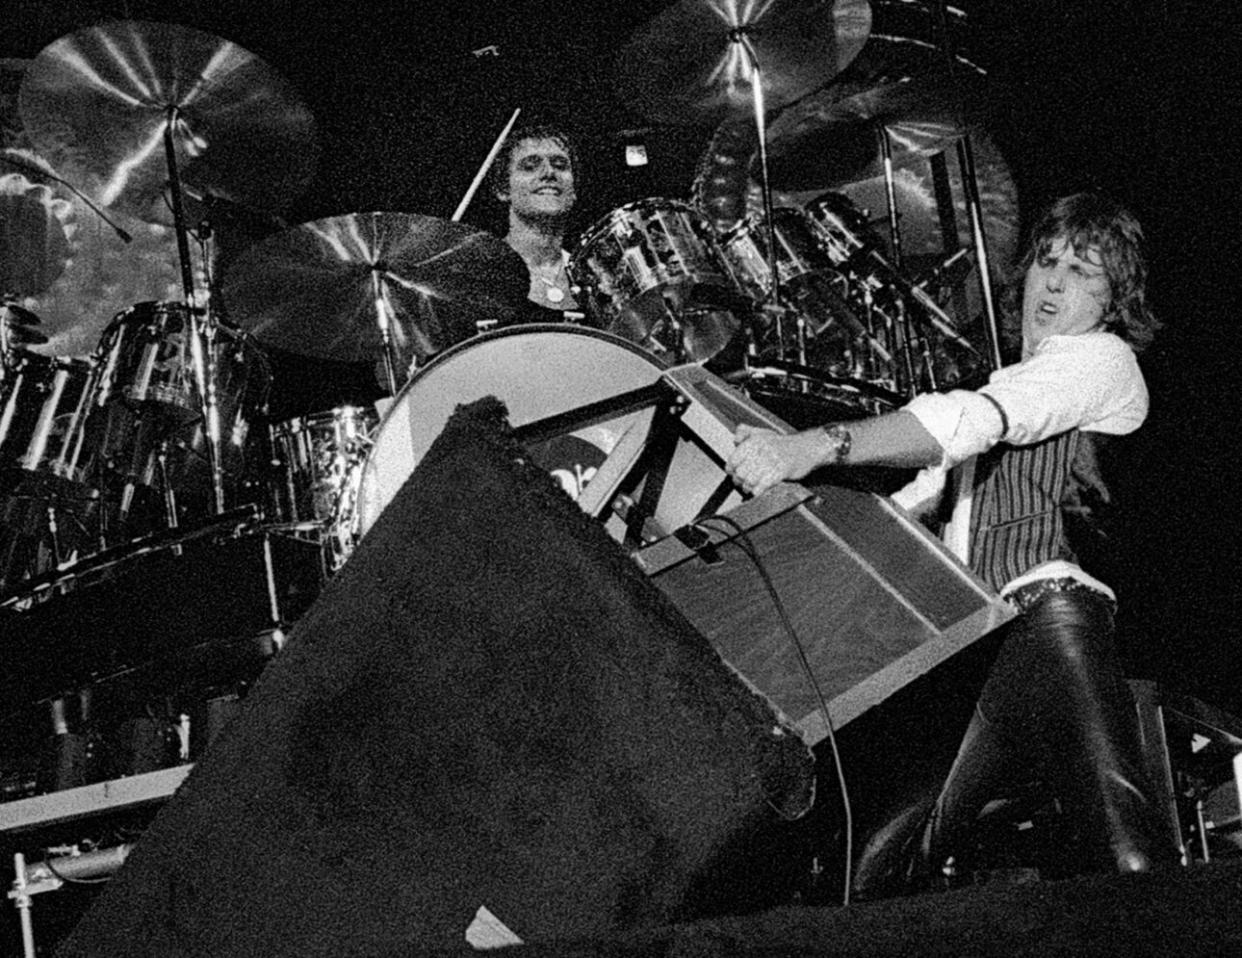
[356,325,667,539]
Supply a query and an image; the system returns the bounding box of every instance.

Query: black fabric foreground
[58,397,816,957]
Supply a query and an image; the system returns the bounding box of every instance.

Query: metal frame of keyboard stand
[3,763,192,956]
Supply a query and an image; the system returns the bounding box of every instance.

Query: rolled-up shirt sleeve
[900,332,1148,470]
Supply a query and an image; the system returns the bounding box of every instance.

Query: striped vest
[967,429,1119,592]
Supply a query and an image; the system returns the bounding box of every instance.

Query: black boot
[962,589,1180,875]
[1017,591,1180,873]
[851,711,1020,900]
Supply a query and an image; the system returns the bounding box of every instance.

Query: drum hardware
[796,189,980,397]
[0,503,266,611]
[716,204,896,379]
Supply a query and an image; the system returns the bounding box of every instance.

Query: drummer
[490,122,584,321]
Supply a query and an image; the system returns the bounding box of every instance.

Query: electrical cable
[695,512,855,906]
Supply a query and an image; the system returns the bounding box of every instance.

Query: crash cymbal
[764,70,986,192]
[614,0,872,126]
[220,212,529,367]
[18,20,318,226]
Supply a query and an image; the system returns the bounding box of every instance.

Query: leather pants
[923,588,1180,876]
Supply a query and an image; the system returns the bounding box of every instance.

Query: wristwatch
[820,423,852,464]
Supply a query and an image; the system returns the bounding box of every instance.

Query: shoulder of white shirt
[1033,330,1136,360]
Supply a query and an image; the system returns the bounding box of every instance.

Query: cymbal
[614,0,872,125]
[764,70,985,191]
[220,212,529,367]
[17,20,318,226]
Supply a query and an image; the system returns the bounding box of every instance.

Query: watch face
[823,424,851,463]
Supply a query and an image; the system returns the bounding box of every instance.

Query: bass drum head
[356,324,667,538]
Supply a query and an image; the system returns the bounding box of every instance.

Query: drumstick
[450,108,521,222]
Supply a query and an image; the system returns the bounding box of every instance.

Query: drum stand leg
[43,499,64,569]
[10,853,37,958]
[260,530,288,652]
[156,439,179,532]
[658,292,690,365]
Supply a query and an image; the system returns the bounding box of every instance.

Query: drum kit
[1,1,1012,619]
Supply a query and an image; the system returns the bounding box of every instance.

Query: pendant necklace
[534,262,568,304]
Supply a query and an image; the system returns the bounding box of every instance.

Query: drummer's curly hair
[489,123,580,201]
[1005,192,1161,353]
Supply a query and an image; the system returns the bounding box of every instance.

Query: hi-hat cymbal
[18,20,318,226]
[614,0,872,126]
[220,212,529,368]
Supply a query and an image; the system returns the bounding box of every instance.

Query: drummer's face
[502,137,576,220]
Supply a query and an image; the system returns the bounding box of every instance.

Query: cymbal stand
[932,0,1003,371]
[163,106,226,514]
[875,125,921,397]
[731,28,805,369]
[370,270,401,396]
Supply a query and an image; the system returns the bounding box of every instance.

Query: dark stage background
[2,0,1241,715]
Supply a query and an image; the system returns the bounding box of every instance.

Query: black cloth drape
[57,397,815,957]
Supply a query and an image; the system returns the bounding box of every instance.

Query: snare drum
[268,405,378,573]
[569,199,742,362]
